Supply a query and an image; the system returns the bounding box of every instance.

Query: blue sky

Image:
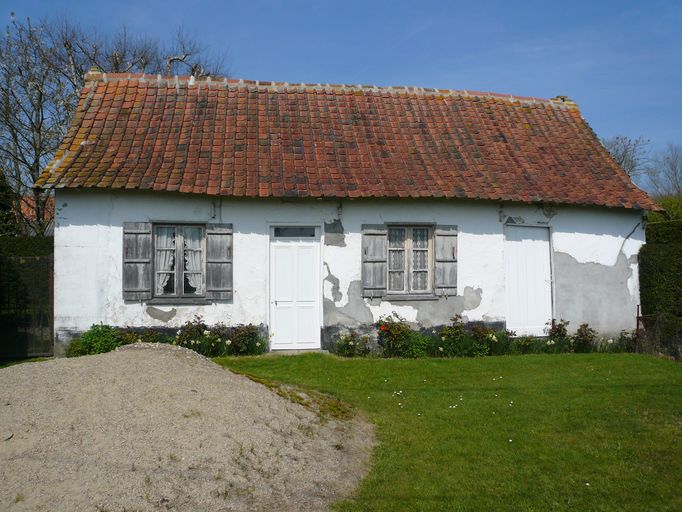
[7,0,682,152]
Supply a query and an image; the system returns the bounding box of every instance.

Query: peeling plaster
[323,280,373,326]
[323,263,342,302]
[324,284,483,329]
[324,218,346,247]
[553,251,638,335]
[145,306,177,322]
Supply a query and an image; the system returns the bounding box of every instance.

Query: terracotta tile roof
[19,195,54,223]
[35,72,658,210]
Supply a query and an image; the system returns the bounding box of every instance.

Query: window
[361,223,457,299]
[387,226,432,294]
[154,225,205,297]
[123,222,233,303]
[274,226,316,238]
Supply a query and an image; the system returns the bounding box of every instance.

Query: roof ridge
[83,70,579,109]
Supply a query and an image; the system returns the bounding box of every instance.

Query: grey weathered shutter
[434,225,458,296]
[122,222,152,301]
[206,223,233,301]
[361,224,387,298]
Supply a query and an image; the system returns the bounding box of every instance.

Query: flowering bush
[65,319,268,358]
[471,325,495,357]
[545,319,572,353]
[376,314,430,358]
[334,331,371,358]
[488,329,516,356]
[173,317,267,356]
[573,323,597,353]
[229,324,268,355]
[433,316,474,357]
[599,330,637,353]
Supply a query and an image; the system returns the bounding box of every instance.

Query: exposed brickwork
[35,73,658,210]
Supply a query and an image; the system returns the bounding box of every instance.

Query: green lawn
[215,353,681,511]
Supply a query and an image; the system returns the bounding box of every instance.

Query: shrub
[230,324,268,355]
[173,317,267,357]
[639,220,682,317]
[545,319,572,353]
[573,323,597,353]
[64,337,86,357]
[512,335,547,354]
[488,329,515,356]
[334,331,371,358]
[116,328,166,345]
[432,316,475,357]
[376,314,430,358]
[65,324,122,357]
[471,324,499,357]
[66,318,268,358]
[598,331,636,353]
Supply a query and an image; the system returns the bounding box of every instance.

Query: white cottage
[36,72,659,353]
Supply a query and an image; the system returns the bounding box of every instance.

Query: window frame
[152,223,207,301]
[386,224,434,297]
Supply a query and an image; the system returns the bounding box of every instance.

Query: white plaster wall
[54,190,646,341]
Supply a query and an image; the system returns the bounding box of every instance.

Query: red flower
[379,325,388,331]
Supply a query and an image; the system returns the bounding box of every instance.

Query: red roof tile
[35,72,658,210]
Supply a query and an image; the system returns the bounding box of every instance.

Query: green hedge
[639,220,682,316]
[646,220,682,244]
[0,236,53,257]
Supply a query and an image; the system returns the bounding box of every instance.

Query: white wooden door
[505,226,553,336]
[269,227,321,349]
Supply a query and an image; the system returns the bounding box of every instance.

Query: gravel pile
[0,344,374,511]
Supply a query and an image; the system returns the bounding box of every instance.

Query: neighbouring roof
[35,71,658,210]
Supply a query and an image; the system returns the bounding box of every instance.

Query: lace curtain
[155,227,176,294]
[184,227,202,292]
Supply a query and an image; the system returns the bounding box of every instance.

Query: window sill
[147,298,214,305]
[382,294,438,302]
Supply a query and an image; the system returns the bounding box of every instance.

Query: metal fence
[0,254,53,359]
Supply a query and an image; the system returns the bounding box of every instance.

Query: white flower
[176,330,181,335]
[546,339,555,346]
[348,341,354,345]
[607,338,614,344]
[203,330,210,337]
[256,342,261,347]
[137,338,142,343]
[438,346,444,352]
[441,336,445,341]
[226,339,232,345]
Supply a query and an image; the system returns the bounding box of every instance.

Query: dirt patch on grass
[0,344,374,511]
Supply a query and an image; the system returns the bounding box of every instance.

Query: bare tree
[648,143,682,198]
[0,15,72,236]
[602,135,651,179]
[0,14,227,236]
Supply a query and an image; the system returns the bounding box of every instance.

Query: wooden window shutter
[122,222,152,301]
[361,224,388,298]
[206,223,233,301]
[434,225,458,296]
